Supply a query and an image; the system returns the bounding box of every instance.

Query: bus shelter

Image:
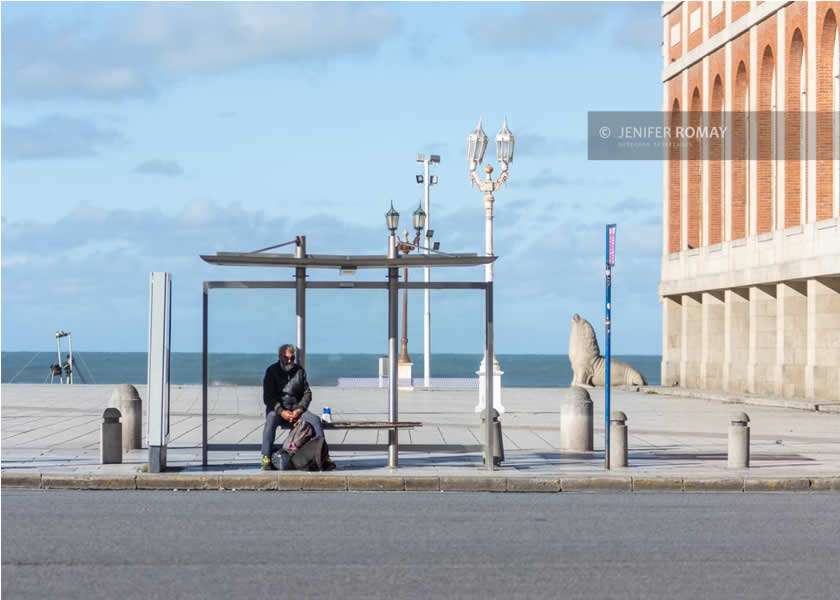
[200,237,498,470]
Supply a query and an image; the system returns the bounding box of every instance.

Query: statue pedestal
[398,361,414,391]
[475,357,504,414]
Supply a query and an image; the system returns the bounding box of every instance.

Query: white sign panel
[147,272,172,471]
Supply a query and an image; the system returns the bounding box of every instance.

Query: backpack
[282,418,315,454]
[272,419,331,471]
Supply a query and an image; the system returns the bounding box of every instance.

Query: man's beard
[281,361,295,372]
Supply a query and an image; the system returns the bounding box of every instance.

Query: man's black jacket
[263,361,312,413]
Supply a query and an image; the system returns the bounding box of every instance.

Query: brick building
[659,1,840,400]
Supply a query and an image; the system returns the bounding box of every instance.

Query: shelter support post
[388,266,399,468]
[485,281,495,471]
[295,236,306,368]
[202,283,208,467]
[296,267,306,369]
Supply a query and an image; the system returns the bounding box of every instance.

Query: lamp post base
[475,356,504,414]
[398,361,414,391]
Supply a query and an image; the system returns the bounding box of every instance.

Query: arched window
[709,75,725,245]
[817,10,837,221]
[785,29,806,227]
[668,99,682,253]
[834,22,839,217]
[757,45,775,234]
[687,88,702,249]
[732,61,749,240]
[669,98,682,254]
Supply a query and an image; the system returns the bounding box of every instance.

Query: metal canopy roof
[200,252,496,269]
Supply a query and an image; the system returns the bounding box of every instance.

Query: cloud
[467,3,602,51]
[515,168,619,189]
[2,3,401,103]
[466,2,661,54]
[514,134,587,158]
[1,199,663,353]
[135,159,184,177]
[1,114,126,161]
[613,3,663,52]
[609,195,659,215]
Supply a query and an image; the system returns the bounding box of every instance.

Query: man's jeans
[261,409,324,457]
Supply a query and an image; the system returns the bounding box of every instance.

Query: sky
[1,1,664,356]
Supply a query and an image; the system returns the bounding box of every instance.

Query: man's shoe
[260,456,274,471]
[322,458,337,472]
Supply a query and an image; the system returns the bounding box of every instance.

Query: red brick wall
[669,9,683,63]
[687,1,705,53]
[732,1,751,24]
[709,2,726,37]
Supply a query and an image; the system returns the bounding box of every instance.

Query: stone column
[748,285,777,395]
[806,278,840,401]
[724,288,750,393]
[661,296,682,386]
[805,278,817,398]
[701,291,725,389]
[680,294,702,388]
[776,282,807,397]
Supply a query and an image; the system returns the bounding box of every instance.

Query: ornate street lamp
[385,202,400,258]
[385,201,400,232]
[397,203,426,370]
[467,118,515,414]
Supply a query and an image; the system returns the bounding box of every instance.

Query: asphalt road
[3,490,839,600]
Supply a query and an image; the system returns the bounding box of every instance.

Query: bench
[207,420,481,454]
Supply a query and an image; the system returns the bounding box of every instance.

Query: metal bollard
[728,411,750,469]
[560,386,593,451]
[480,409,504,466]
[101,407,123,464]
[609,411,628,468]
[109,384,142,451]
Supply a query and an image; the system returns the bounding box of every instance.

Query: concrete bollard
[560,386,593,451]
[109,384,142,451]
[609,411,628,468]
[101,408,123,464]
[728,411,750,469]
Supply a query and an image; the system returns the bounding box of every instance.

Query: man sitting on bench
[261,343,332,471]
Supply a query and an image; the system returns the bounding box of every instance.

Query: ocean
[1,352,661,387]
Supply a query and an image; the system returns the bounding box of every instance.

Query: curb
[3,473,840,493]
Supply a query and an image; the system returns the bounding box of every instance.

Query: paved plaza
[2,382,838,490]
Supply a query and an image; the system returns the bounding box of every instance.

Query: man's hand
[279,409,296,423]
[292,408,304,421]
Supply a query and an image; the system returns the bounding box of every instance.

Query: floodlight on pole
[415,152,441,388]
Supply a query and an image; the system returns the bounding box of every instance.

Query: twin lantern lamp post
[384,118,515,408]
[385,201,427,390]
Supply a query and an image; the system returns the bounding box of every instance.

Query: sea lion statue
[569,314,647,387]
